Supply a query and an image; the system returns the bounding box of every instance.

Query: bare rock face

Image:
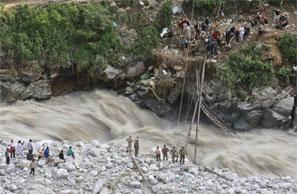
[103,65,122,81]
[0,79,51,102]
[126,62,145,78]
[272,96,294,117]
[262,110,291,129]
[25,80,52,100]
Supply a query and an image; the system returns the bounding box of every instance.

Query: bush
[131,26,159,60]
[279,33,297,63]
[278,67,291,78]
[215,43,272,91]
[154,0,173,31]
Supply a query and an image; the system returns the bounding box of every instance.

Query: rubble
[1,141,296,194]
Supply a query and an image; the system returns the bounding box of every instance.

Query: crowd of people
[3,136,188,178]
[126,136,187,165]
[4,139,76,176]
[173,9,289,58]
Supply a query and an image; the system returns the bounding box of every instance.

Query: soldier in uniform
[134,137,139,157]
[126,136,133,153]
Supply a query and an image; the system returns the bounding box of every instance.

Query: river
[0,90,296,179]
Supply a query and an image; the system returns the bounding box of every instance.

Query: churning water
[0,90,296,179]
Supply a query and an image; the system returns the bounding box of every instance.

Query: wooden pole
[186,68,200,140]
[194,56,206,164]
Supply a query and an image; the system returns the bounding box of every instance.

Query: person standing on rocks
[16,140,24,158]
[134,137,139,157]
[5,148,10,165]
[67,146,75,159]
[126,136,133,154]
[170,146,178,163]
[44,146,50,160]
[179,147,187,165]
[59,150,65,161]
[29,158,37,176]
[162,145,169,161]
[155,146,161,162]
[28,139,33,155]
[9,139,16,158]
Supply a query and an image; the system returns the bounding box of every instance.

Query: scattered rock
[93,180,103,194]
[56,169,69,179]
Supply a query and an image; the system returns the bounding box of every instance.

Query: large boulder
[24,80,51,100]
[261,110,291,129]
[56,169,68,179]
[246,110,263,127]
[233,119,251,131]
[142,95,172,117]
[126,62,145,78]
[20,72,41,84]
[272,96,294,117]
[93,180,104,194]
[103,65,121,80]
[236,102,259,114]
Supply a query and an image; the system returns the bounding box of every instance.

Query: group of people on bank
[4,139,75,176]
[174,9,289,58]
[126,136,187,165]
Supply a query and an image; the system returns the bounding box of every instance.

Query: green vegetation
[215,43,272,91]
[0,3,121,79]
[0,2,160,81]
[279,33,297,63]
[131,26,159,61]
[154,0,173,31]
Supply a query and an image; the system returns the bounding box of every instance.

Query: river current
[0,90,296,179]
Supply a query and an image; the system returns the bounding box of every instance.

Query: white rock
[152,184,174,193]
[129,181,141,188]
[90,170,98,177]
[80,158,92,169]
[38,159,47,167]
[56,169,68,178]
[65,162,76,172]
[0,169,5,176]
[76,176,84,183]
[106,162,113,169]
[69,178,76,186]
[148,175,158,185]
[86,149,97,157]
[58,189,78,194]
[93,180,103,194]
[150,164,159,171]
[10,184,17,191]
[6,164,16,173]
[188,166,199,175]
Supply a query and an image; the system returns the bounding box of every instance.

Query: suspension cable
[177,0,196,128]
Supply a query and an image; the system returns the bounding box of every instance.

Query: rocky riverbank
[0,140,297,194]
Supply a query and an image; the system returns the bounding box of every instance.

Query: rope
[177,0,197,129]
[193,55,206,163]
[177,47,190,128]
[184,67,201,149]
[147,87,165,101]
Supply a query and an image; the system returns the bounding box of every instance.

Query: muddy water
[0,90,296,179]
